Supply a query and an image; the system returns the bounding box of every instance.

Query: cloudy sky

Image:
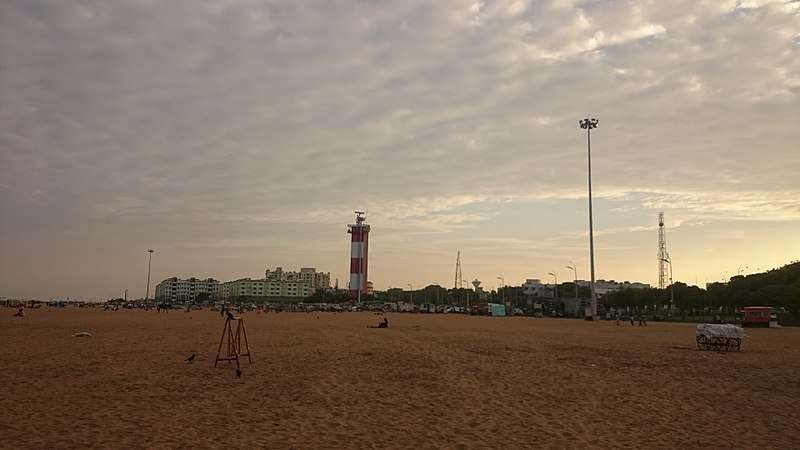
[1,0,799,300]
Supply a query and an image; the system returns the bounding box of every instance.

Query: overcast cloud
[1,0,799,299]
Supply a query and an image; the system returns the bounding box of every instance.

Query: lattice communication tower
[657,212,670,289]
[454,250,463,290]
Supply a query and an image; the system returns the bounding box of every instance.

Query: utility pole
[579,117,599,319]
[497,275,505,311]
[566,261,578,304]
[548,272,558,300]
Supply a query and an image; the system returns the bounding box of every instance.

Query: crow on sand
[185,354,196,363]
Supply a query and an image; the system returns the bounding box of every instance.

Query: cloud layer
[1,0,798,299]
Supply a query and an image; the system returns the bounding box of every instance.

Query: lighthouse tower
[348,211,370,301]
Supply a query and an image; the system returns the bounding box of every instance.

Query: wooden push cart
[696,324,744,352]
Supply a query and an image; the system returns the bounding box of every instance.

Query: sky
[1,0,799,300]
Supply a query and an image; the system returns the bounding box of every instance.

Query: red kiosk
[741,306,774,327]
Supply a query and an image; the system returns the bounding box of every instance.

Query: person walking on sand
[630,315,635,326]
[615,313,620,326]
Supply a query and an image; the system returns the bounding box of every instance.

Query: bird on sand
[226,310,235,321]
[185,354,196,363]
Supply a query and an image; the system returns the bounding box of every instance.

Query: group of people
[615,313,647,326]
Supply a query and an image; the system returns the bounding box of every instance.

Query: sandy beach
[2,308,799,449]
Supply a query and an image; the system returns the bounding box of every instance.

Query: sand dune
[2,309,799,449]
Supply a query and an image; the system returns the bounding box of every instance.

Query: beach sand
[2,308,799,449]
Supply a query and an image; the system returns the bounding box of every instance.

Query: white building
[577,279,650,296]
[522,279,552,298]
[155,277,219,302]
[219,278,311,300]
[265,267,331,289]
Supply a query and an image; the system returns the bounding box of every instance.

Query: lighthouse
[347,211,370,301]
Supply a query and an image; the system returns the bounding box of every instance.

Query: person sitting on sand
[368,317,389,329]
[13,308,24,317]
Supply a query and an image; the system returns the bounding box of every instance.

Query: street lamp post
[548,272,558,300]
[145,249,154,308]
[566,262,578,302]
[579,117,599,319]
[408,283,414,310]
[497,275,505,307]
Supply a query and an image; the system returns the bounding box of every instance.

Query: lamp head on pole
[147,249,154,254]
[579,118,599,129]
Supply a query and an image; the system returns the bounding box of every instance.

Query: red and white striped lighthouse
[347,211,370,301]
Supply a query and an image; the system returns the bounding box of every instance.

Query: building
[522,279,551,298]
[264,266,331,289]
[471,279,489,300]
[155,277,219,302]
[577,279,650,296]
[219,278,311,301]
[347,211,370,299]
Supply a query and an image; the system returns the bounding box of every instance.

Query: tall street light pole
[497,275,505,307]
[408,283,414,310]
[548,272,558,300]
[566,261,578,302]
[146,249,154,307]
[579,117,599,319]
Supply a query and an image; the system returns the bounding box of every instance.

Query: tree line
[604,262,800,320]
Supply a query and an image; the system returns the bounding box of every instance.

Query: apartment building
[219,278,311,300]
[264,266,331,289]
[155,277,219,302]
